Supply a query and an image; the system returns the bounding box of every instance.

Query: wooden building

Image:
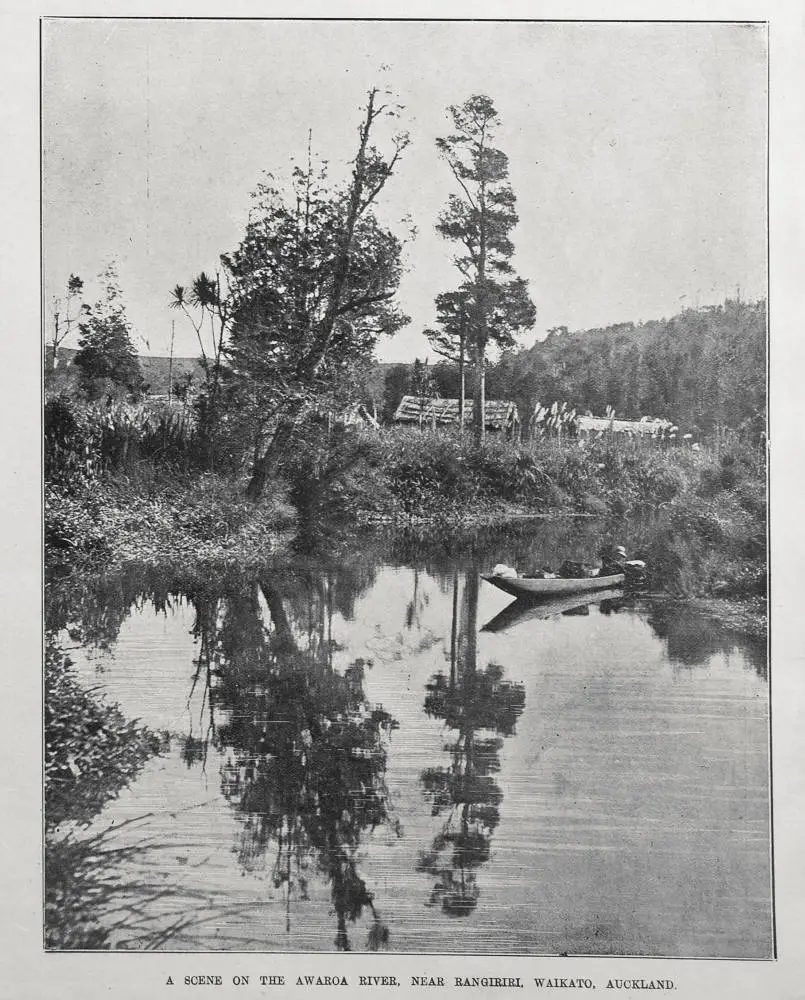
[576,415,674,437]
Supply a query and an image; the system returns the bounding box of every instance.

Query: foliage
[283,423,391,534]
[85,399,198,470]
[45,481,111,562]
[45,467,296,575]
[489,299,766,438]
[73,263,144,400]
[45,394,99,489]
[217,88,410,498]
[381,363,412,422]
[45,643,162,829]
[46,394,200,494]
[382,430,471,519]
[405,357,440,418]
[628,441,766,596]
[424,289,472,365]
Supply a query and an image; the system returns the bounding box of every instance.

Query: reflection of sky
[66,565,770,956]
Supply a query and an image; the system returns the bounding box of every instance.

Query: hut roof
[393,396,519,429]
[576,415,673,435]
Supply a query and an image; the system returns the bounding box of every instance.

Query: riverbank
[46,428,766,607]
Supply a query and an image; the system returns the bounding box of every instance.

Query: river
[47,522,772,956]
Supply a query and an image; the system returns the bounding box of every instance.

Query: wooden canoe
[481,572,625,599]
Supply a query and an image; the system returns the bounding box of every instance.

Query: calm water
[49,524,772,956]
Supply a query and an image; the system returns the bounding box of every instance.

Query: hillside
[55,348,204,396]
[490,299,766,435]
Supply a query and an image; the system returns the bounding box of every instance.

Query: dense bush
[698,445,763,498]
[86,399,198,471]
[373,429,723,519]
[43,392,766,600]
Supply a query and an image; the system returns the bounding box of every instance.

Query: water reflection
[419,571,525,916]
[646,602,767,679]
[182,572,399,950]
[44,519,769,955]
[481,589,626,634]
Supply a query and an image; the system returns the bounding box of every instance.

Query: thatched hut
[392,396,520,434]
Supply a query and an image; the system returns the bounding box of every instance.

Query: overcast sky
[42,18,767,362]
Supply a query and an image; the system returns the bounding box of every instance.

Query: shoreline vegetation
[45,423,766,610]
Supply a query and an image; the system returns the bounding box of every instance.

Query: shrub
[45,483,110,561]
[45,644,162,828]
[85,400,198,471]
[698,444,761,498]
[45,394,100,489]
[734,478,767,517]
[382,429,472,518]
[172,474,254,541]
[580,493,610,516]
[646,465,688,505]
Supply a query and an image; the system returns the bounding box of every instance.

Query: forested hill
[485,298,766,436]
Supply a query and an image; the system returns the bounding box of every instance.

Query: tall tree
[223,89,410,499]
[73,263,143,400]
[435,95,536,444]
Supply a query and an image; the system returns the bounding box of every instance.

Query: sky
[42,18,767,363]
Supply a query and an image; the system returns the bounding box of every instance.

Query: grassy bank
[44,409,766,602]
[45,471,297,572]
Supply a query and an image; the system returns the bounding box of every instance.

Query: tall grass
[45,394,199,487]
[374,426,721,517]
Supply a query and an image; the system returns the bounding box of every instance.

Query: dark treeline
[382,299,766,437]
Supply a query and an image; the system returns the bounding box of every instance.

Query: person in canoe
[600,544,629,576]
[600,544,648,586]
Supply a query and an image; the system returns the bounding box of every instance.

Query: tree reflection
[185,570,397,951]
[418,570,525,916]
[647,602,767,679]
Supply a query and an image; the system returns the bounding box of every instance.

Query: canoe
[481,572,625,599]
[481,588,626,634]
